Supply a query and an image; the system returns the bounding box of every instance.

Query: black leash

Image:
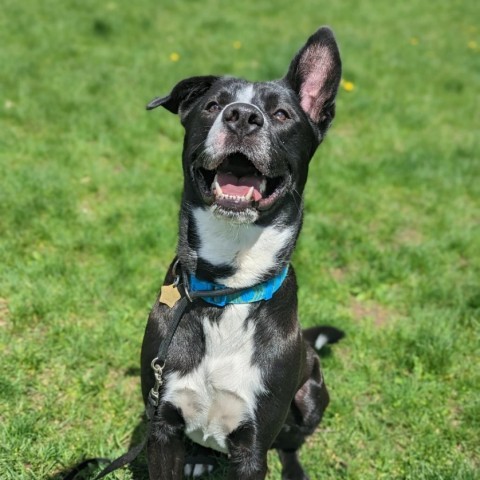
[62,458,111,480]
[65,261,253,480]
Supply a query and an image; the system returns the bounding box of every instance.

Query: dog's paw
[184,463,214,477]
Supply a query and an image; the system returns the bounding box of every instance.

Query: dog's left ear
[146,75,219,116]
[284,27,342,132]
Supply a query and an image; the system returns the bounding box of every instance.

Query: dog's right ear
[146,75,219,117]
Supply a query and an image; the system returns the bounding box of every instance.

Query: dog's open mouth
[195,153,287,212]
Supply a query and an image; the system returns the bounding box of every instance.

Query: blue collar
[189,266,289,307]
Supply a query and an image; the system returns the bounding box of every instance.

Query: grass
[1,0,479,478]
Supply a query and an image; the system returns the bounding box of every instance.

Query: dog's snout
[222,103,264,136]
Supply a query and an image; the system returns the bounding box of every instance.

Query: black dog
[141,27,343,480]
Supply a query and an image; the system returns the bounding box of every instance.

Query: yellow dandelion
[233,40,242,50]
[169,52,180,62]
[341,79,354,92]
[468,40,478,50]
[409,37,419,46]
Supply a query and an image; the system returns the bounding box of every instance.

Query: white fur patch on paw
[184,463,214,477]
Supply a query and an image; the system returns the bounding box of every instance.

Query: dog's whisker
[291,188,304,216]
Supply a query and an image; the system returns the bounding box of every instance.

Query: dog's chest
[163,304,264,453]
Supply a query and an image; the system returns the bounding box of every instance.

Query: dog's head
[148,27,341,224]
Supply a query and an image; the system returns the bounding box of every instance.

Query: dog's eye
[273,109,289,122]
[206,102,221,113]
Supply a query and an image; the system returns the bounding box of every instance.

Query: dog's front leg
[227,424,268,480]
[147,402,185,480]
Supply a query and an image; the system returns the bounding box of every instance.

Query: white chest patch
[162,304,265,453]
[193,207,294,288]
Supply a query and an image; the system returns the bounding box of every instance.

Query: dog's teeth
[214,180,223,196]
[259,178,267,194]
[214,191,254,203]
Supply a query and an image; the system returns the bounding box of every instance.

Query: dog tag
[159,284,181,308]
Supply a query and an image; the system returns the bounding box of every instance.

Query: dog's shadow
[52,418,223,479]
[317,345,336,358]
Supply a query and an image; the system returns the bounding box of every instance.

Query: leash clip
[148,357,165,407]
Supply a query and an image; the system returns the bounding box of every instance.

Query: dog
[141,27,343,480]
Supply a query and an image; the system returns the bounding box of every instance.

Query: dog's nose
[222,103,264,136]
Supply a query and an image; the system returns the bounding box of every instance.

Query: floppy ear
[146,75,219,115]
[284,27,342,132]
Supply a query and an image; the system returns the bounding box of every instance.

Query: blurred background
[1,0,478,478]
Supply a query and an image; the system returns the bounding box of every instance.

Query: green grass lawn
[1,0,479,478]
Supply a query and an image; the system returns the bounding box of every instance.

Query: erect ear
[284,27,342,131]
[146,75,219,116]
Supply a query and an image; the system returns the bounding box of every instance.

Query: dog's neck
[177,204,302,288]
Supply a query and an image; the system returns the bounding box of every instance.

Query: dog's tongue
[216,172,263,201]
